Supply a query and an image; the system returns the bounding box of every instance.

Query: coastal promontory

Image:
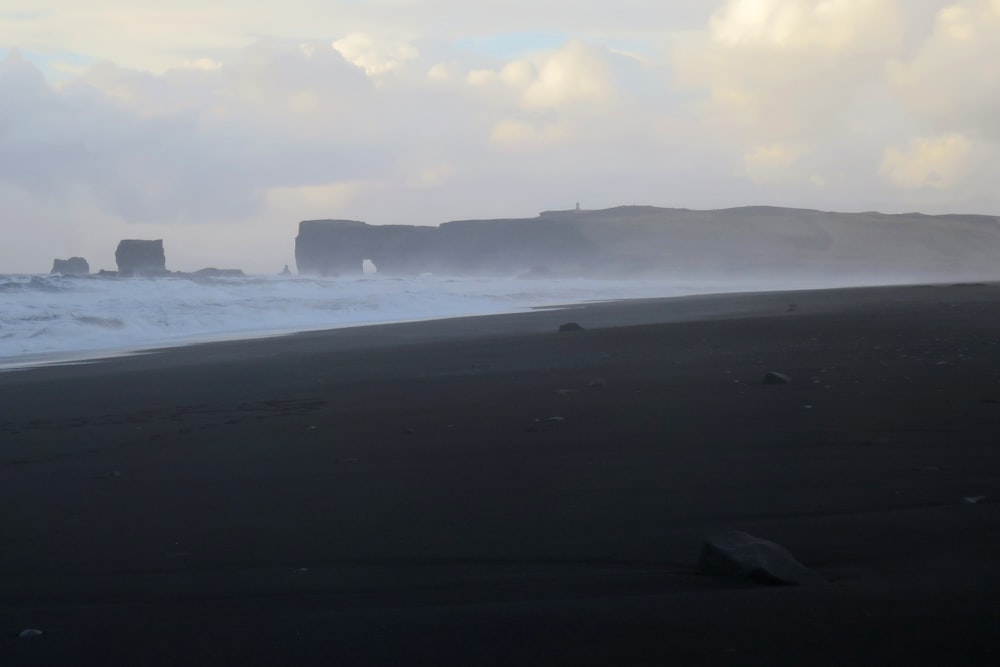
[294,205,1000,279]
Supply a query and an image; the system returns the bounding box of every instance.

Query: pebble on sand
[699,530,825,586]
[763,371,792,385]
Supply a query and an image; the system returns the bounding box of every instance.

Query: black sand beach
[2,283,999,666]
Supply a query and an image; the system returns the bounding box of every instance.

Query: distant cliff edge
[294,206,1000,280]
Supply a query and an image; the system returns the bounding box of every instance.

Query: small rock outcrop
[115,240,167,276]
[50,257,90,275]
[559,322,585,333]
[192,268,245,278]
[699,530,825,586]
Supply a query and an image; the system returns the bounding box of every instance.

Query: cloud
[880,134,973,190]
[520,40,618,110]
[888,0,1000,139]
[675,0,905,141]
[490,118,569,150]
[3,2,1000,274]
[666,1,1000,211]
[332,33,418,76]
[267,181,371,219]
[708,0,901,52]
[0,2,706,77]
[460,39,649,112]
[0,43,390,226]
[744,143,812,185]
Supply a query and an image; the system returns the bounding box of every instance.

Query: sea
[0,271,877,370]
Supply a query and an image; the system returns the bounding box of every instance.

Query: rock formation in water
[50,257,90,275]
[294,206,1000,280]
[115,239,167,276]
[192,268,245,278]
[295,216,596,276]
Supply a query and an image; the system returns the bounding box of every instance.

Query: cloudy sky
[1,0,998,273]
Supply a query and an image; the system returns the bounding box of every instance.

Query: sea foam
[0,272,842,369]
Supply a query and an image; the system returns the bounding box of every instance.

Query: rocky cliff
[294,206,1000,280]
[295,217,595,276]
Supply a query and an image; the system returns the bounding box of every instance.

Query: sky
[1,0,998,273]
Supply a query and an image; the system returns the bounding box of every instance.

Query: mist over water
[0,271,969,369]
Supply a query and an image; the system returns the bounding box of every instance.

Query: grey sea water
[1,272,759,368]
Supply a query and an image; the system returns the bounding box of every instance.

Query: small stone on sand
[699,530,825,586]
[763,371,792,385]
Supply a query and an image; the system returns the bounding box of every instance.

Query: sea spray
[0,272,829,368]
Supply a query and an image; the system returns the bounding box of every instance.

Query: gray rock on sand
[699,530,825,586]
[763,371,792,385]
[559,322,585,333]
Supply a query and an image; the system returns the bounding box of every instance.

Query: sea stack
[50,257,90,275]
[115,240,167,276]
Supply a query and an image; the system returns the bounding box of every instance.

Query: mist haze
[295,206,1000,283]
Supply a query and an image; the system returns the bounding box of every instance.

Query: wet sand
[2,283,999,665]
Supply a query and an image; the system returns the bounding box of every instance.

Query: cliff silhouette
[295,205,1000,280]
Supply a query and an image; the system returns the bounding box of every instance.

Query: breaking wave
[0,272,782,368]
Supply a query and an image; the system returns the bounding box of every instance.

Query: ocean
[0,271,884,369]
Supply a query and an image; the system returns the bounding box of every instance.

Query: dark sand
[2,283,999,666]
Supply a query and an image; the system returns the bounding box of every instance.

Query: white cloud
[426,61,460,82]
[709,0,899,52]
[466,68,499,87]
[744,143,811,185]
[490,118,569,150]
[520,40,617,110]
[675,0,905,141]
[404,164,454,189]
[880,134,973,190]
[499,60,535,88]
[267,181,371,218]
[887,0,1000,139]
[332,33,418,76]
[460,40,635,112]
[0,44,390,225]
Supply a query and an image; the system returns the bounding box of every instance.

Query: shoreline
[2,281,999,665]
[2,278,994,373]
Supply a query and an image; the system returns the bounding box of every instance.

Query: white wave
[0,272,791,368]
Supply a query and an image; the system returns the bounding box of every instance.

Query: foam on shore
[1,272,880,368]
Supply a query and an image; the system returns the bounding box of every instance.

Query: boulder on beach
[763,371,792,385]
[699,530,825,586]
[50,257,90,275]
